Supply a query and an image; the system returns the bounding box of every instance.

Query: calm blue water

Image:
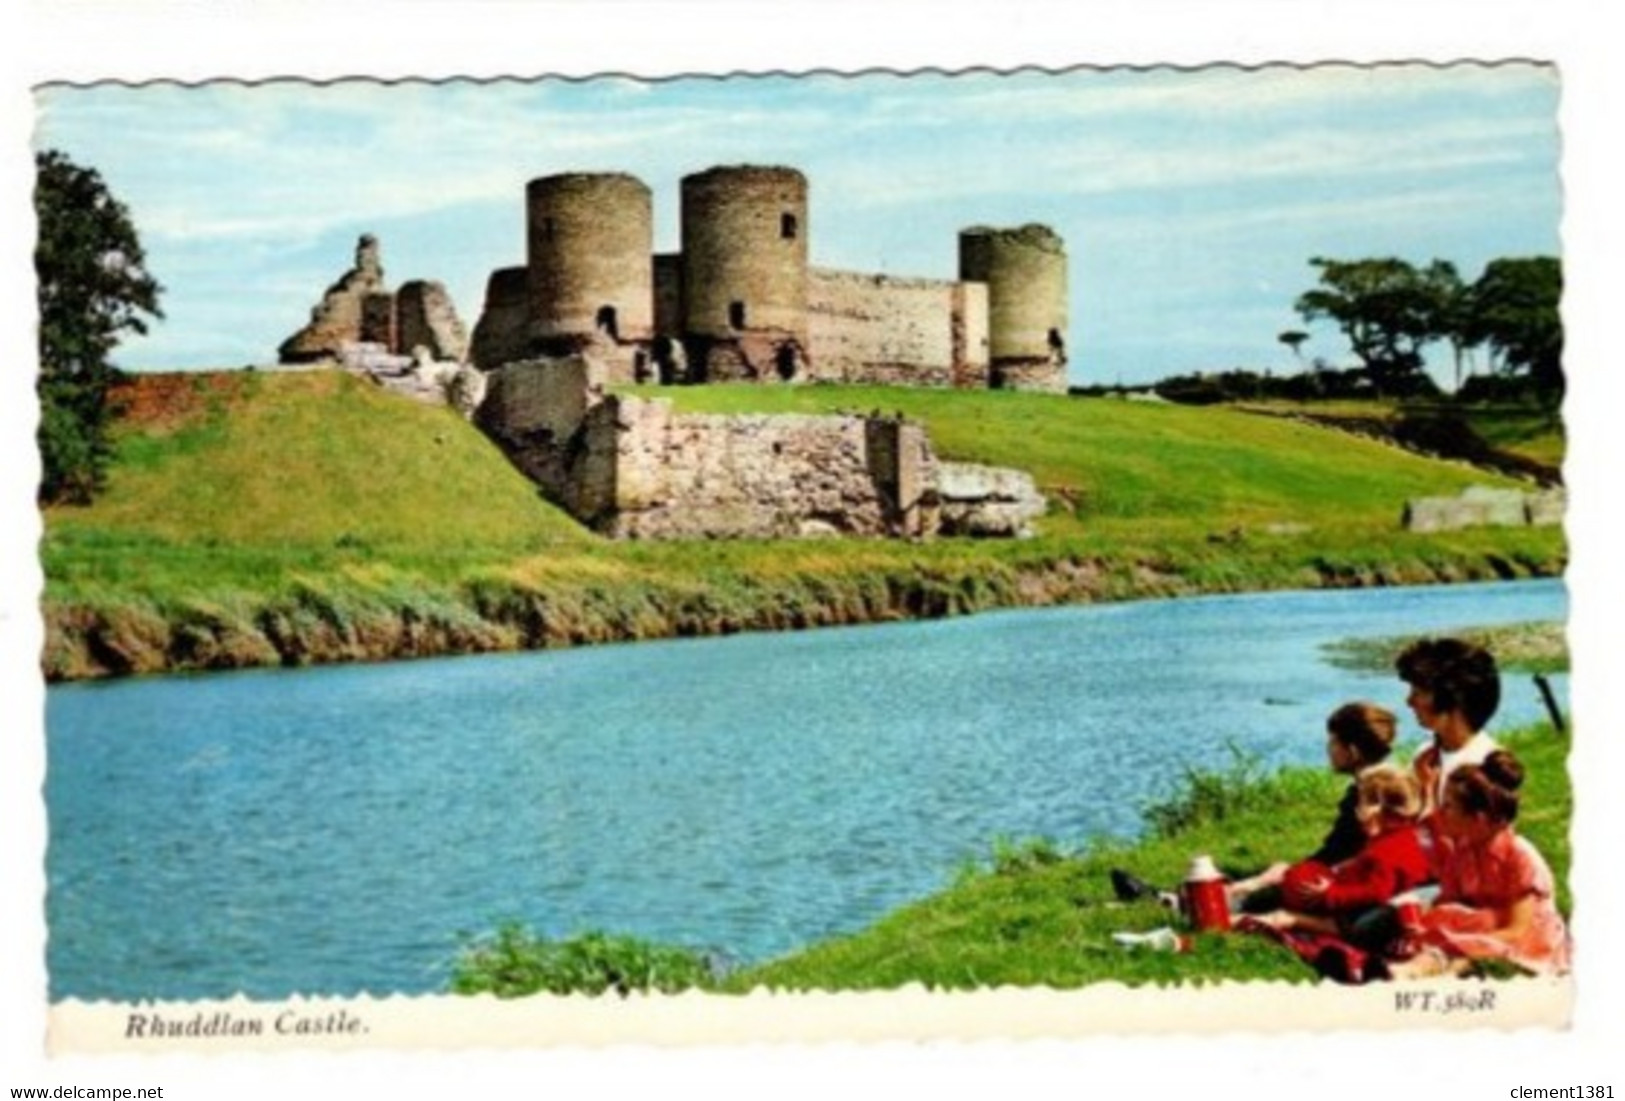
[46,579,1567,1002]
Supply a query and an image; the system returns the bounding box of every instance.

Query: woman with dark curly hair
[1396,637,1502,813]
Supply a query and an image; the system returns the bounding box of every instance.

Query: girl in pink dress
[1394,750,1570,978]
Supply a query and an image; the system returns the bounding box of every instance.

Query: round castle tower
[958,224,1068,392]
[680,165,809,381]
[526,173,654,352]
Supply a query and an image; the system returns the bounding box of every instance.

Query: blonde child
[1251,764,1430,932]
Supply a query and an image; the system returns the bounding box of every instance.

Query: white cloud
[817,61,1555,129]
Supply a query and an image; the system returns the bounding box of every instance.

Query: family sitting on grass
[1111,638,1571,984]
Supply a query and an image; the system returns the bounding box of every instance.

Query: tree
[1465,256,1563,402]
[1417,259,1470,392]
[1277,329,1309,361]
[1294,257,1444,397]
[35,149,163,503]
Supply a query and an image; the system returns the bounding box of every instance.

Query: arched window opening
[596,305,620,340]
[651,335,673,384]
[780,212,798,240]
[728,301,747,330]
[775,341,800,382]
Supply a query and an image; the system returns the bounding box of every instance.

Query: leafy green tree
[1294,257,1443,397]
[1465,256,1563,401]
[35,148,163,503]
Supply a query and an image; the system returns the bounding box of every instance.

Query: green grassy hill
[39,371,1565,679]
[49,370,588,594]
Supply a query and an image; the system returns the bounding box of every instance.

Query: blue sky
[34,62,1560,387]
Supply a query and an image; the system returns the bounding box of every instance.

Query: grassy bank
[40,371,1566,680]
[450,722,1569,995]
[1233,398,1564,481]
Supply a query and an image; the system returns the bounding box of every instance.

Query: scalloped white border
[6,1,1622,1097]
[48,978,1575,1053]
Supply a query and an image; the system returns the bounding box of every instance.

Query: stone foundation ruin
[477,357,1045,540]
[1402,485,1566,533]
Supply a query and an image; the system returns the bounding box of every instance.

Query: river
[45,578,1567,1001]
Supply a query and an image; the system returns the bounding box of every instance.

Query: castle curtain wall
[805,269,990,388]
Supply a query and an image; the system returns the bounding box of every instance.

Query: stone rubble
[1402,485,1566,533]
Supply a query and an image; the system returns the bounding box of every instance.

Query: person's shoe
[1313,945,1357,984]
[1110,868,1162,903]
[1313,944,1376,984]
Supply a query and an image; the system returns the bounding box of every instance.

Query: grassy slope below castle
[40,370,1565,679]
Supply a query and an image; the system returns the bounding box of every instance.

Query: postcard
[6,3,1622,1097]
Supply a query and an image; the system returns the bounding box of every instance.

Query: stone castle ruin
[278,164,1062,540]
[278,234,482,408]
[280,233,471,366]
[469,165,1069,393]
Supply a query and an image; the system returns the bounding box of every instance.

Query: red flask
[1182,854,1231,932]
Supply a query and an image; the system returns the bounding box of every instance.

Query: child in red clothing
[1226,701,1398,913]
[1249,765,1430,937]
[1391,750,1570,978]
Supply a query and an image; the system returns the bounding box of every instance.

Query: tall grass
[450,925,719,998]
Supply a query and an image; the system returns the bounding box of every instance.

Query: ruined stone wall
[396,280,469,362]
[281,234,478,370]
[959,224,1068,392]
[1403,486,1566,533]
[653,253,683,338]
[360,292,397,349]
[602,399,936,539]
[805,268,991,387]
[681,166,809,379]
[279,234,389,363]
[474,356,611,519]
[527,173,654,346]
[468,267,531,370]
[954,282,992,389]
[476,358,942,539]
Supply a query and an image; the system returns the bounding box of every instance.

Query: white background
[3,1,1621,1097]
